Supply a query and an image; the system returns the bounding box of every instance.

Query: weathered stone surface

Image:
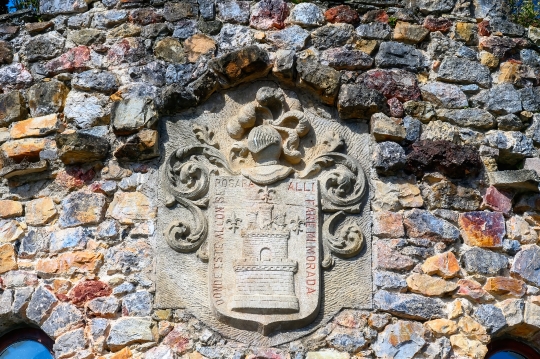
[210,45,271,88]
[371,113,406,142]
[0,243,17,274]
[473,304,507,333]
[111,96,157,136]
[0,220,25,244]
[421,82,468,109]
[68,280,112,306]
[42,302,84,338]
[26,285,58,323]
[36,251,103,275]
[376,241,415,271]
[40,0,87,16]
[488,170,540,192]
[374,290,445,320]
[72,70,119,94]
[56,131,110,164]
[154,37,185,63]
[25,197,57,226]
[291,51,339,105]
[506,216,538,244]
[356,22,391,40]
[22,31,65,62]
[59,190,107,228]
[267,25,309,51]
[53,328,86,359]
[407,273,458,296]
[524,301,540,328]
[393,21,429,44]
[87,296,119,317]
[453,22,477,45]
[511,245,540,286]
[375,41,426,71]
[107,192,156,224]
[50,226,89,253]
[485,130,535,165]
[10,114,60,140]
[0,91,27,126]
[406,140,481,178]
[0,40,13,64]
[437,57,491,87]
[497,114,523,131]
[461,247,508,275]
[459,211,505,248]
[108,23,141,38]
[374,271,407,292]
[0,63,33,90]
[403,209,460,242]
[45,46,91,75]
[324,5,359,25]
[373,320,425,359]
[162,1,197,22]
[122,291,152,316]
[373,141,406,175]
[1,138,52,162]
[421,251,460,278]
[484,276,526,297]
[450,334,488,359]
[129,8,163,25]
[361,69,421,102]
[425,318,458,336]
[434,108,494,129]
[249,0,288,30]
[107,37,147,65]
[423,16,452,32]
[107,317,154,350]
[0,200,23,219]
[482,186,513,214]
[337,84,387,120]
[456,279,493,302]
[311,23,353,50]
[64,90,114,128]
[217,1,249,24]
[184,34,216,63]
[373,175,424,211]
[321,47,372,71]
[288,2,324,28]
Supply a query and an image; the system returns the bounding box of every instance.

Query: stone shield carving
[156,81,371,346]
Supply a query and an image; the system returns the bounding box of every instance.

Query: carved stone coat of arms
[155,82,371,346]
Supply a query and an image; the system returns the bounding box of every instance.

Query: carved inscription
[209,176,320,333]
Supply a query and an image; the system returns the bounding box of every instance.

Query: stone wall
[0,0,539,358]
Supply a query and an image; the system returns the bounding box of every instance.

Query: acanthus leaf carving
[321,211,365,269]
[164,144,237,256]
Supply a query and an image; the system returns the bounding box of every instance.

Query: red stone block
[69,280,112,305]
[459,211,505,248]
[482,186,513,214]
[388,97,404,117]
[478,20,491,36]
[45,46,91,76]
[250,0,289,30]
[423,16,452,32]
[324,5,359,24]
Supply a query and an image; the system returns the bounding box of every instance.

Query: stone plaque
[209,177,320,334]
[156,82,371,346]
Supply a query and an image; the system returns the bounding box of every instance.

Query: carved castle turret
[230,200,299,314]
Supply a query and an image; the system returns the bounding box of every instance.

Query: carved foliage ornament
[162,86,368,334]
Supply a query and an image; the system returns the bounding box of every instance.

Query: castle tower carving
[230,197,299,314]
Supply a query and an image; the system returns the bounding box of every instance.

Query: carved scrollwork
[298,152,366,213]
[164,144,237,256]
[321,211,365,269]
